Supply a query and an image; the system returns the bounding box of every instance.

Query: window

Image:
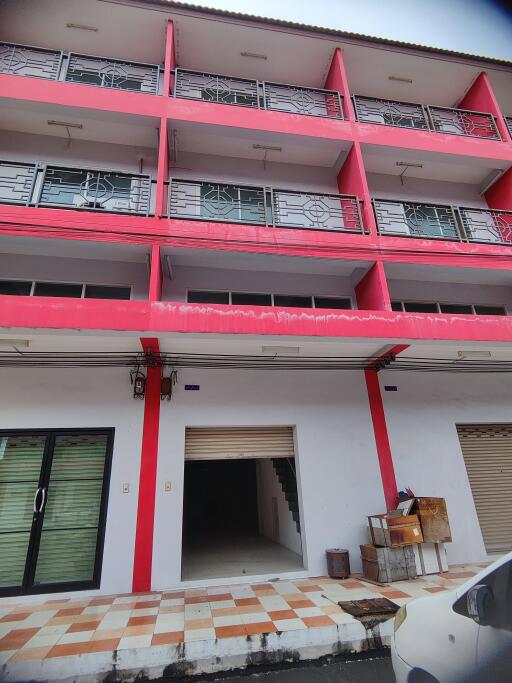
[393,300,508,316]
[474,305,507,316]
[231,293,272,306]
[0,280,32,296]
[439,303,473,314]
[33,282,83,298]
[84,285,131,300]
[273,295,313,308]
[403,301,439,313]
[454,559,512,630]
[391,301,404,312]
[314,297,352,310]
[187,291,230,304]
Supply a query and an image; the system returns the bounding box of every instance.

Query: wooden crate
[412,498,452,543]
[369,513,424,547]
[361,543,417,583]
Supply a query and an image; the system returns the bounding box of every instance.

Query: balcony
[173,68,344,119]
[353,95,501,140]
[0,42,160,94]
[507,117,512,138]
[374,198,512,245]
[168,180,363,233]
[0,160,152,216]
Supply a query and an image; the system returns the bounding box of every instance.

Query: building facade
[1,0,512,601]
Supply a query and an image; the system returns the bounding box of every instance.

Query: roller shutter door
[185,426,294,461]
[457,424,512,553]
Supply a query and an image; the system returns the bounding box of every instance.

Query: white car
[392,551,512,683]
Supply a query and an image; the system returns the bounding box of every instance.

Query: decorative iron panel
[0,42,61,80]
[0,161,38,205]
[174,69,259,108]
[38,166,151,215]
[168,180,267,224]
[352,95,429,129]
[263,82,343,119]
[428,106,500,140]
[65,54,159,93]
[272,189,363,232]
[374,199,461,240]
[459,207,512,245]
[506,117,512,139]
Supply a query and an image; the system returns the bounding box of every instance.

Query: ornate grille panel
[38,166,151,215]
[0,42,62,79]
[169,180,267,224]
[263,83,343,119]
[459,208,512,245]
[374,199,461,240]
[174,69,260,108]
[506,117,512,139]
[0,161,38,205]
[65,54,159,93]
[352,95,429,129]
[428,106,500,140]
[272,190,362,232]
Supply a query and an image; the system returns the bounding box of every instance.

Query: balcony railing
[168,179,363,232]
[353,95,501,140]
[0,41,160,94]
[374,199,512,245]
[0,160,152,215]
[506,117,512,138]
[173,68,344,119]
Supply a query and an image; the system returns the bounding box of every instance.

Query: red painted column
[163,20,176,96]
[132,337,162,593]
[155,117,169,217]
[148,244,162,302]
[324,47,353,120]
[355,262,391,311]
[337,143,377,235]
[457,72,510,142]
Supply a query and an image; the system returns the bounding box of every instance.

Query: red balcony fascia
[356,120,512,161]
[167,96,355,142]
[0,73,163,119]
[3,295,512,344]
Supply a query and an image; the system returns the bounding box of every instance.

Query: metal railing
[374,199,461,240]
[173,68,344,119]
[427,106,500,140]
[168,179,363,233]
[0,41,160,94]
[352,95,429,130]
[353,95,501,140]
[506,117,512,139]
[374,199,512,245]
[0,160,152,215]
[459,207,512,245]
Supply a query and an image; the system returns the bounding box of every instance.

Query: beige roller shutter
[185,426,294,461]
[457,424,512,553]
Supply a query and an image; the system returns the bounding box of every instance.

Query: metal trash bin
[326,548,350,579]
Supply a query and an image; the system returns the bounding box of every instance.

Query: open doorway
[181,427,304,581]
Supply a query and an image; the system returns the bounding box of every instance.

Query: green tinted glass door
[33,433,110,587]
[0,435,46,589]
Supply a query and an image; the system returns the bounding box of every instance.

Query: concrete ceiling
[0,235,150,262]
[385,262,512,286]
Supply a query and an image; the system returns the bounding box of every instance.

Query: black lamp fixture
[130,368,147,399]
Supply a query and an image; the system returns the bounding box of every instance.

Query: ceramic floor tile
[0,649,16,665]
[122,624,154,637]
[152,631,184,646]
[294,607,325,618]
[82,605,111,616]
[215,624,247,639]
[184,627,216,642]
[240,612,272,625]
[0,628,40,651]
[21,610,57,627]
[302,615,336,628]
[267,610,297,621]
[10,645,53,662]
[211,607,240,618]
[35,624,70,637]
[236,605,265,615]
[257,596,289,610]
[185,618,213,630]
[330,611,356,625]
[160,598,184,607]
[159,605,185,615]
[57,630,95,645]
[98,612,131,629]
[128,607,159,617]
[212,614,244,628]
[272,618,307,632]
[154,617,185,634]
[22,633,63,649]
[66,620,102,633]
[244,622,278,635]
[209,599,236,610]
[117,634,153,650]
[90,628,125,641]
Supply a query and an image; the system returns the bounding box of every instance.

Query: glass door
[0,429,113,596]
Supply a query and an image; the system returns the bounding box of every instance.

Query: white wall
[367,172,488,208]
[0,253,149,299]
[381,370,512,564]
[162,265,355,303]
[173,151,339,194]
[0,367,144,596]
[388,279,512,313]
[256,458,302,556]
[153,368,386,590]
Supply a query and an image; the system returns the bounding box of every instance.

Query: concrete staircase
[272,457,300,533]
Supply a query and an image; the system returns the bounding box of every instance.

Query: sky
[195,0,512,60]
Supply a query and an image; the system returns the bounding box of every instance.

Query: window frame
[185,288,353,310]
[0,278,132,300]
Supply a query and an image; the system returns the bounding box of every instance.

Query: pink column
[324,47,353,120]
[355,262,391,311]
[149,244,162,302]
[155,117,169,217]
[457,72,510,142]
[337,143,377,235]
[163,20,176,97]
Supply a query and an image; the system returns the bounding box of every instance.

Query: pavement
[0,565,486,682]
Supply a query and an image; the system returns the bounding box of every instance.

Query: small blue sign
[184,384,200,391]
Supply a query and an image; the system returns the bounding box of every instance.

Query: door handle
[38,488,46,513]
[33,488,41,513]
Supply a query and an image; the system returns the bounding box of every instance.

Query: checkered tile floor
[0,565,487,666]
